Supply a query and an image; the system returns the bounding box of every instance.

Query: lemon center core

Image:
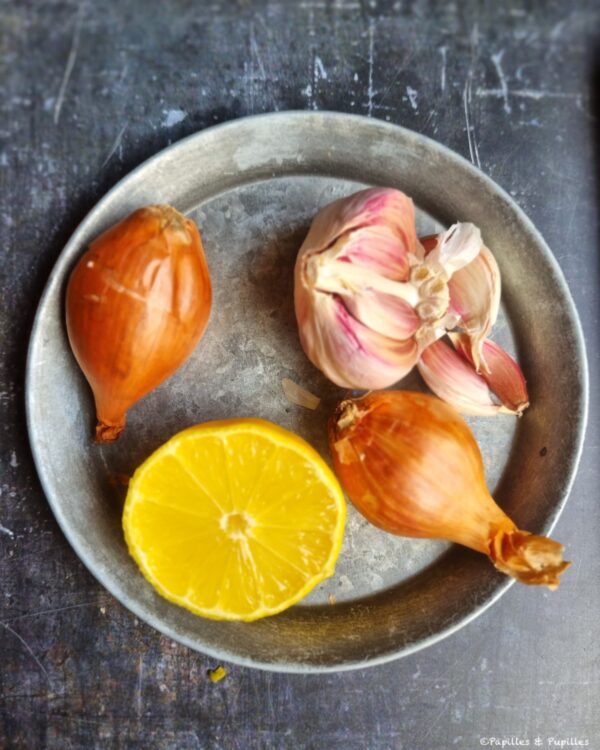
[222,512,251,539]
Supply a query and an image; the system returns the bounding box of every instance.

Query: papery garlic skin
[329,391,568,589]
[294,188,484,390]
[449,246,500,370]
[422,233,500,369]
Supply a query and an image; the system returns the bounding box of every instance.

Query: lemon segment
[123,419,346,621]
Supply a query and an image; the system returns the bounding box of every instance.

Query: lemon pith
[123,419,346,621]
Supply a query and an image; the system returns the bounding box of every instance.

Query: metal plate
[25,112,588,672]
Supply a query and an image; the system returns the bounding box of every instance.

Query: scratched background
[1,0,599,748]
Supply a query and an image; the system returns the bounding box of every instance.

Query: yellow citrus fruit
[123,419,346,621]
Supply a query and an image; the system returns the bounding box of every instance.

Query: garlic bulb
[294,188,497,390]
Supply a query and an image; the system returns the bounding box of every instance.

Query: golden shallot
[66,205,212,442]
[328,390,568,589]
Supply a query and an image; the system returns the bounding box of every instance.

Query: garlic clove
[299,188,418,271]
[342,289,421,340]
[448,246,501,371]
[314,227,421,339]
[417,338,504,415]
[297,293,419,389]
[334,224,414,281]
[422,228,500,372]
[450,333,529,415]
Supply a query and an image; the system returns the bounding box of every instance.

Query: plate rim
[25,111,590,672]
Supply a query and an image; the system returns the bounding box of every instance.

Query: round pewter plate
[26,112,588,672]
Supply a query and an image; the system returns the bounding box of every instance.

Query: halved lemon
[123,419,346,621]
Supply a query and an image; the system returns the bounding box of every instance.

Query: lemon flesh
[123,419,346,621]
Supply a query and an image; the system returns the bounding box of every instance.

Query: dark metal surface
[1,0,599,747]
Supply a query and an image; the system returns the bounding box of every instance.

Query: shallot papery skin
[66,205,212,442]
[328,391,569,589]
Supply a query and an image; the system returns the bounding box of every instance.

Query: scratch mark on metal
[549,19,567,41]
[135,655,144,718]
[423,109,436,129]
[3,600,107,624]
[377,41,418,109]
[117,62,129,87]
[1,623,51,684]
[101,122,128,168]
[439,46,447,92]
[491,50,511,113]
[463,79,479,166]
[420,702,452,742]
[305,54,317,111]
[303,6,318,109]
[250,23,267,81]
[302,81,314,108]
[53,3,84,125]
[406,85,418,111]
[307,6,316,37]
[0,522,15,538]
[311,54,319,110]
[463,23,481,168]
[477,87,582,101]
[243,60,255,112]
[314,55,328,81]
[308,54,328,110]
[571,556,584,590]
[367,20,375,117]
